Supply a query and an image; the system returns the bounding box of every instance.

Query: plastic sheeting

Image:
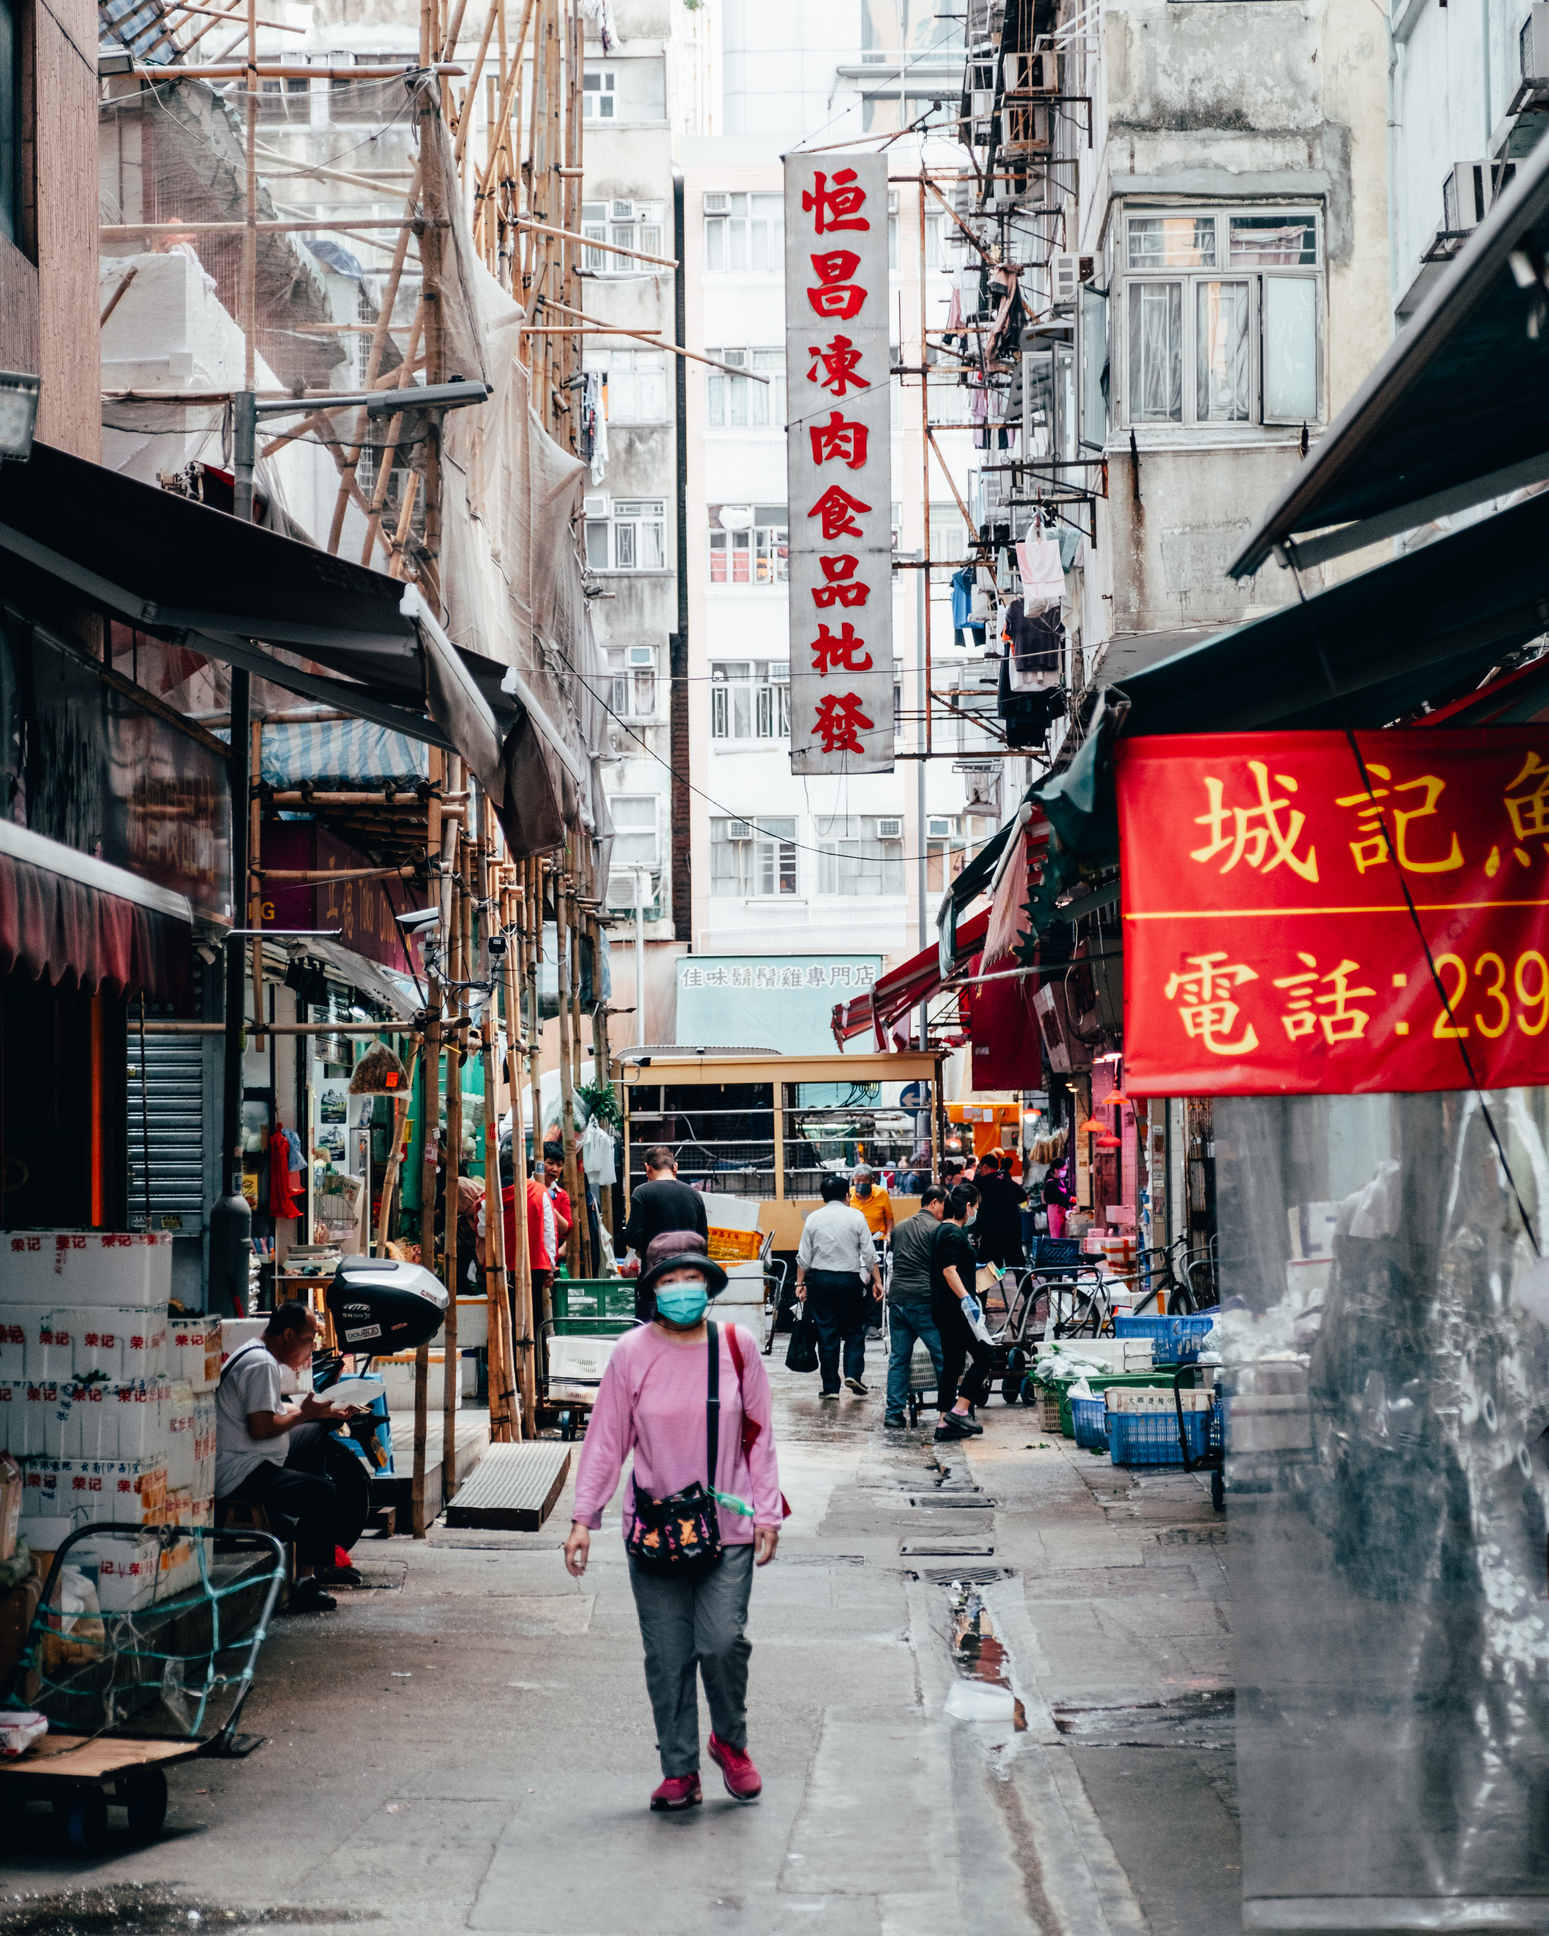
[1217,1090,1549,1931]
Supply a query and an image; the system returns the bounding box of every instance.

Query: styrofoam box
[71,1530,163,1612]
[0,1317,24,1379]
[166,1383,195,1491]
[22,1456,168,1528]
[13,1307,169,1383]
[1106,1387,1212,1413]
[169,1315,221,1390]
[47,1380,170,1463]
[3,1232,172,1305]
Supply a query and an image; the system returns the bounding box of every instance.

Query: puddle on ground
[0,1890,366,1936]
[1051,1686,1234,1750]
[946,1580,1027,1733]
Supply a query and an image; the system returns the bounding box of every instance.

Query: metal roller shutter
[126,1031,208,1234]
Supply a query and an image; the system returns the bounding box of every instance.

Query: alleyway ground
[1,1348,1238,1935]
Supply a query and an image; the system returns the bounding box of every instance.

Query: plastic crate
[551,1279,637,1327]
[1058,1369,1183,1438]
[1038,1389,1063,1432]
[1031,1236,1085,1270]
[1069,1394,1109,1452]
[1113,1313,1216,1364]
[1109,1405,1209,1467]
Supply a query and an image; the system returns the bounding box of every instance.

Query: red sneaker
[708,1733,763,1802]
[649,1773,702,1813]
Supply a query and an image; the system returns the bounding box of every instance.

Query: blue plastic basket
[1069,1394,1109,1452]
[1108,1405,1209,1467]
[1113,1313,1216,1364]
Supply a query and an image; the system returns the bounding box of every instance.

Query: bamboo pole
[538,298,768,383]
[565,881,590,1275]
[479,802,519,1440]
[553,867,581,1277]
[525,858,547,1328]
[375,1041,422,1253]
[501,869,537,1435]
[440,778,465,1497]
[411,752,445,1539]
[358,299,429,565]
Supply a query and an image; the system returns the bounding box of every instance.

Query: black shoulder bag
[624,1323,724,1575]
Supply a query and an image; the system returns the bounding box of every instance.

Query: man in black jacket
[623,1146,709,1319]
[932,1183,993,1442]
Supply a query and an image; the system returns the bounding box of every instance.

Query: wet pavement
[0,1342,1239,1934]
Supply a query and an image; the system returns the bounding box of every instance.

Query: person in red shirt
[482,1140,561,1323]
[543,1140,574,1257]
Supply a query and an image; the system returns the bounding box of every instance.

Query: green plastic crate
[1057,1368,1198,1439]
[551,1278,637,1329]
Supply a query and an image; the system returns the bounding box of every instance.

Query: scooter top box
[3,1232,172,1306]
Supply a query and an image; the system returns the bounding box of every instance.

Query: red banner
[1118,730,1549,1095]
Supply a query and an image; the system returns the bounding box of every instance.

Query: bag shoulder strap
[706,1321,721,1490]
[218,1338,266,1387]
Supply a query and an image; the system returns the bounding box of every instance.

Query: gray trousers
[628,1540,754,1778]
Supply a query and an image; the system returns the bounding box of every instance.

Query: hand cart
[2,1521,286,1855]
[541,1277,639,1439]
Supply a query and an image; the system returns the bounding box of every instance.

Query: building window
[703,191,783,272]
[926,816,965,894]
[705,349,786,428]
[604,645,659,718]
[815,816,906,896]
[929,501,970,563]
[609,794,660,869]
[710,816,798,896]
[585,348,668,423]
[584,497,667,571]
[710,661,790,739]
[1123,209,1321,428]
[581,199,665,274]
[583,65,616,119]
[707,509,788,586]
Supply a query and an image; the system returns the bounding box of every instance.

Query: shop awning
[0,443,565,855]
[1230,135,1549,578]
[833,908,991,1048]
[0,818,192,1004]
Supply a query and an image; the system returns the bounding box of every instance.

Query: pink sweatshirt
[571,1321,783,1540]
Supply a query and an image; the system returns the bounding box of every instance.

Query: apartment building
[579,2,988,1049]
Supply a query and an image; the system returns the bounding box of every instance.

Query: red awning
[967,814,1048,1091]
[0,824,193,1005]
[832,908,991,1048]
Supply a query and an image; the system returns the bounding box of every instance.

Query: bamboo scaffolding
[411,748,445,1539]
[440,757,466,1498]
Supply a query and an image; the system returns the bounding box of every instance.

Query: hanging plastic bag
[785,1307,819,1374]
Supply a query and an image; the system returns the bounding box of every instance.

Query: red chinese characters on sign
[1118,730,1549,1096]
[784,151,892,774]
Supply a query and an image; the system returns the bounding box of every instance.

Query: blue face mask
[654,1282,710,1327]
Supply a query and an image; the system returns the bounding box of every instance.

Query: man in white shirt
[795,1173,882,1399]
[216,1303,355,1614]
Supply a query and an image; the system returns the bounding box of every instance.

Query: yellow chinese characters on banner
[1118,730,1549,1096]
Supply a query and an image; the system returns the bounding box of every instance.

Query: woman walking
[564,1247,783,1814]
[795,1172,883,1398]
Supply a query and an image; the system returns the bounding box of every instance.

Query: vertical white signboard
[784,153,894,774]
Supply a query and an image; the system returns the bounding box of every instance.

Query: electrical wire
[548,629,1015,869]
[1285,544,1541,1256]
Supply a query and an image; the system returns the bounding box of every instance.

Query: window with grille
[584,498,667,571]
[581,198,665,274]
[815,816,906,896]
[710,662,791,740]
[705,349,786,429]
[584,348,668,423]
[710,816,798,896]
[609,794,661,869]
[1122,208,1322,428]
[703,191,784,272]
[707,509,788,586]
[604,646,659,717]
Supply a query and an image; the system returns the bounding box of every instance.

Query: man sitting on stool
[215,1303,358,1615]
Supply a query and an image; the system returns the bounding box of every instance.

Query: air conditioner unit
[1050,251,1080,307]
[610,199,633,221]
[704,192,730,213]
[727,820,755,842]
[625,645,656,668]
[768,661,789,685]
[583,493,608,517]
[927,816,955,841]
[876,817,903,841]
[1522,4,1549,88]
[1441,159,1516,233]
[1005,48,1055,94]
